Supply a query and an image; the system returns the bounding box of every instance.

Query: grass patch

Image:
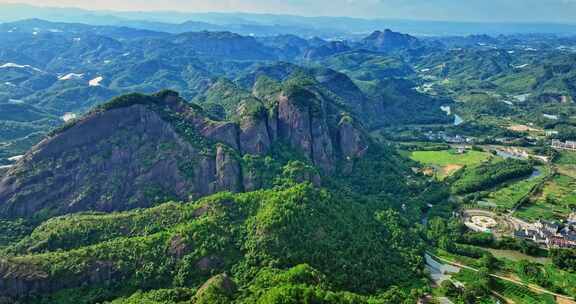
[410,150,491,167]
[544,264,576,297]
[557,164,576,179]
[478,247,551,265]
[556,151,576,166]
[516,172,576,221]
[487,178,540,210]
[410,149,491,179]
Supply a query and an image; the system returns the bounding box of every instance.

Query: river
[440,105,464,126]
[454,114,464,126]
[494,150,541,178]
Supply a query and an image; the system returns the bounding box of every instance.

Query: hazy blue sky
[1,0,576,22]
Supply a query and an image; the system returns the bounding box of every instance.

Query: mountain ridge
[0,86,369,219]
[2,5,576,35]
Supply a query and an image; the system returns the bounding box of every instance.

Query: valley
[0,9,575,304]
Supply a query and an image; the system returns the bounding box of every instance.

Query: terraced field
[453,268,557,304]
[544,264,576,297]
[493,280,556,304]
[518,152,576,221]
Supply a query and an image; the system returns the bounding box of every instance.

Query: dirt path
[442,164,463,177]
[491,290,515,304]
[558,298,576,304]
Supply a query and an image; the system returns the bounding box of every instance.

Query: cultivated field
[484,166,548,212]
[410,149,491,179]
[516,173,576,221]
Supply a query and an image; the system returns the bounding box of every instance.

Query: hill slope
[0,183,426,303]
[0,86,370,219]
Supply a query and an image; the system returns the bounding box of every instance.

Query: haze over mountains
[2,3,576,37]
[1,14,576,168]
[1,2,576,304]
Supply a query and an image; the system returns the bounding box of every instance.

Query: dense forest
[0,180,429,303]
[1,11,576,304]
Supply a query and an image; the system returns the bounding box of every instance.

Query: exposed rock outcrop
[238,106,271,155]
[0,103,204,217]
[194,274,237,302]
[0,89,368,218]
[168,235,190,260]
[214,145,242,193]
[0,258,119,299]
[339,117,368,160]
[277,92,314,158]
[196,255,225,274]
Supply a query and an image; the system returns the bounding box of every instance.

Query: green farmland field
[410,149,491,179]
[516,173,576,221]
[486,170,545,211]
[410,150,491,166]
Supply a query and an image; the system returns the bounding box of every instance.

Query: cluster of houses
[492,147,550,163]
[494,147,530,159]
[424,131,476,144]
[552,139,576,152]
[514,216,576,249]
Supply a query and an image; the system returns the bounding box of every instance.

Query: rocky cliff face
[0,100,239,218]
[276,90,336,173]
[338,117,368,160]
[0,88,368,218]
[237,103,271,156]
[0,258,118,298]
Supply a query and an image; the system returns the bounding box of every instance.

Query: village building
[495,147,529,159]
[514,219,576,249]
[568,212,576,224]
[552,139,576,151]
[455,146,467,154]
[424,131,475,144]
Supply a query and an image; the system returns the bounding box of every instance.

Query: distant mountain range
[0,15,432,301]
[0,18,457,168]
[0,17,574,168]
[2,3,576,37]
[1,6,576,303]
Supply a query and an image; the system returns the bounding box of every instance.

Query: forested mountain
[1,14,576,304]
[356,30,422,53]
[0,20,454,166]
[0,183,427,303]
[0,82,374,218]
[0,61,432,304]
